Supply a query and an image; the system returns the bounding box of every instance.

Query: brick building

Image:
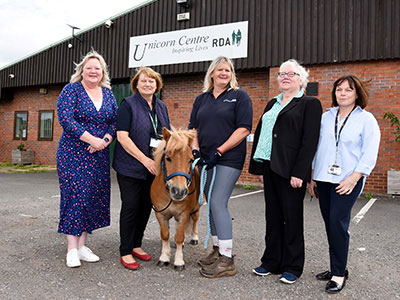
[0,0,399,194]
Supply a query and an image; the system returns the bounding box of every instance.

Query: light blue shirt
[312,106,380,183]
[253,90,304,161]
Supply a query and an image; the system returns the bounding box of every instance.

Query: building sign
[129,21,248,68]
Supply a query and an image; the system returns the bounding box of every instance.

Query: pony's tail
[184,217,194,236]
[172,217,194,236]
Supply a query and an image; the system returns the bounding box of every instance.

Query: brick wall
[0,86,63,165]
[293,60,400,194]
[162,74,204,129]
[0,59,399,194]
[162,59,400,194]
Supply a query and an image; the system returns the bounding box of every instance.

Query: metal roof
[1,0,399,99]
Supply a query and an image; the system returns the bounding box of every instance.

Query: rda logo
[212,29,243,47]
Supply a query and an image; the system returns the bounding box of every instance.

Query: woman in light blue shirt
[308,75,380,294]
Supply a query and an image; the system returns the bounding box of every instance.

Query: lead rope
[198,165,216,249]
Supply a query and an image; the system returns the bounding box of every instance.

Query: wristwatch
[103,137,110,143]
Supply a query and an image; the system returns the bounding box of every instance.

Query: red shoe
[120,257,140,270]
[132,250,152,261]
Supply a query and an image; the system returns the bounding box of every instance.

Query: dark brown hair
[130,66,163,94]
[331,75,369,109]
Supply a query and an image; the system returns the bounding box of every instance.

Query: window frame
[37,110,54,141]
[13,111,28,141]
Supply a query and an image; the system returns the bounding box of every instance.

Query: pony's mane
[153,128,197,174]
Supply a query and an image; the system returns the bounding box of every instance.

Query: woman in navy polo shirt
[113,67,170,270]
[189,56,253,278]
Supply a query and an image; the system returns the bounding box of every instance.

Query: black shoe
[316,271,331,280]
[325,277,346,294]
[316,270,349,281]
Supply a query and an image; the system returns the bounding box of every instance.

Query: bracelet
[217,147,223,155]
[347,178,357,186]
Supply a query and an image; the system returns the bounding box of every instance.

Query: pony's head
[153,127,197,201]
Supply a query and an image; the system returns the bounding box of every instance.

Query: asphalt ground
[0,171,399,300]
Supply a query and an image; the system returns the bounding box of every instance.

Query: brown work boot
[199,255,236,278]
[197,246,220,267]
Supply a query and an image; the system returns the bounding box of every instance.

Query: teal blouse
[253,90,304,161]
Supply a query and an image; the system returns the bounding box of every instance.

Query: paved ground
[0,171,399,300]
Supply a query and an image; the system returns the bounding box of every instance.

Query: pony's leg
[156,214,171,267]
[158,239,171,267]
[173,215,189,271]
[189,210,200,245]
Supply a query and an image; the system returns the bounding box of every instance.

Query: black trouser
[260,161,306,278]
[316,179,364,277]
[117,173,154,257]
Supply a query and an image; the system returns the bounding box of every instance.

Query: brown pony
[150,128,202,270]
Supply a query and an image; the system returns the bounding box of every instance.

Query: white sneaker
[66,248,81,268]
[78,246,100,262]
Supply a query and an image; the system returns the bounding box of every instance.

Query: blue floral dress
[56,81,117,236]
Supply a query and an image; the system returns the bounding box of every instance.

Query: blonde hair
[278,59,309,91]
[202,56,239,93]
[152,127,197,175]
[70,50,111,89]
[130,66,163,94]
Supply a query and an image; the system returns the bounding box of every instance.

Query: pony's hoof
[157,261,170,267]
[190,239,198,245]
[174,265,185,271]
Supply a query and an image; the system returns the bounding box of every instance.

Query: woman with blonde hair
[113,67,170,270]
[189,56,253,278]
[57,50,117,268]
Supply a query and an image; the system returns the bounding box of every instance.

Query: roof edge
[0,0,156,71]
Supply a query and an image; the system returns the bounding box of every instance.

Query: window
[38,110,54,141]
[14,111,28,140]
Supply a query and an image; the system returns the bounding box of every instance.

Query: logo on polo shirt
[223,98,237,103]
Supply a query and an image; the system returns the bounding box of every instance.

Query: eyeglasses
[278,72,299,78]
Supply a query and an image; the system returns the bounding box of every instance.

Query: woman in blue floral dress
[56,50,117,268]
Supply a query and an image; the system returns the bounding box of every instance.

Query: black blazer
[249,94,322,182]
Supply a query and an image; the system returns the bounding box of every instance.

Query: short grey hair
[278,59,309,91]
[70,50,111,89]
[202,56,239,93]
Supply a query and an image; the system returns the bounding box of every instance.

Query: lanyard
[334,106,356,162]
[334,106,356,146]
[148,111,159,137]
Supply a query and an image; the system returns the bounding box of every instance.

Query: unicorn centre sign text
[129,21,248,68]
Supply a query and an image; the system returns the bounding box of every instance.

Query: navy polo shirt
[189,87,253,170]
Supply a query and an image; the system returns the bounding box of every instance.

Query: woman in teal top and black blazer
[249,59,322,284]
